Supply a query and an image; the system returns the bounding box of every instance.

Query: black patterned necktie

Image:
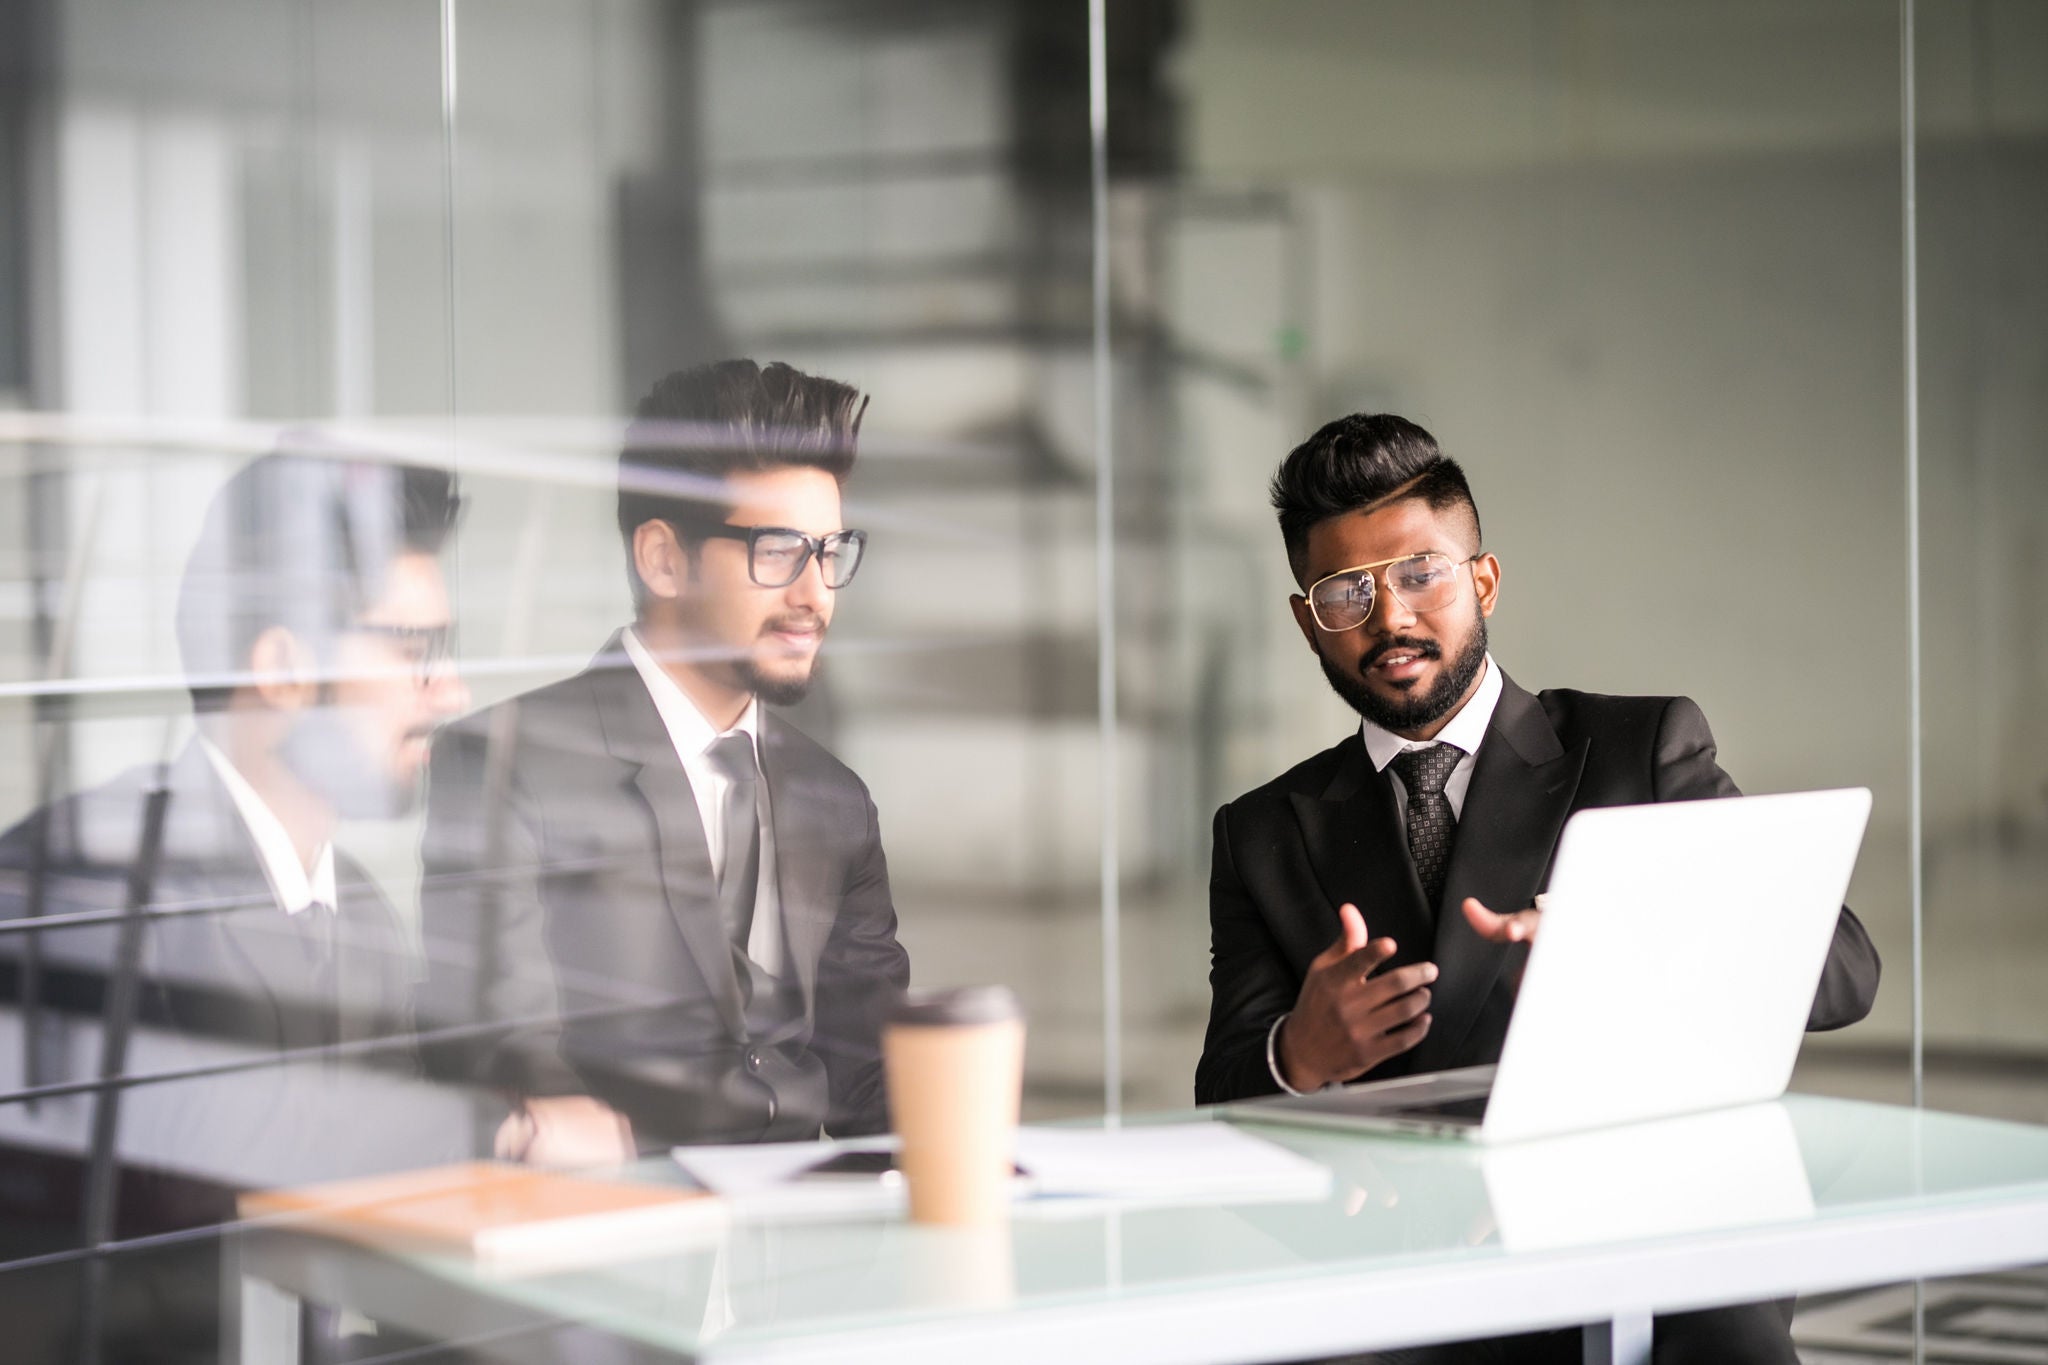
[1391,743,1463,914]
[705,733,761,952]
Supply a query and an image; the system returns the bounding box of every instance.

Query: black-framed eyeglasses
[699,524,868,589]
[1304,553,1478,633]
[351,623,456,686]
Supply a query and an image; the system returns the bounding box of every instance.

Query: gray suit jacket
[0,742,427,1234]
[416,636,909,1147]
[1195,674,1882,1105]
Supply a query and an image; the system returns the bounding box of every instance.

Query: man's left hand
[1461,897,1541,945]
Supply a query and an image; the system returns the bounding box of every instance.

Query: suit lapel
[590,650,747,1039]
[1409,673,1587,1071]
[165,744,297,1048]
[758,719,832,1014]
[1286,735,1435,966]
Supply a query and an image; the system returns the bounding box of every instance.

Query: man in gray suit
[418,359,910,1162]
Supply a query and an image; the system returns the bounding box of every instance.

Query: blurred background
[0,0,2042,1360]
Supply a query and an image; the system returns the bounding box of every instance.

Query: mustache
[761,611,827,637]
[1359,635,1443,670]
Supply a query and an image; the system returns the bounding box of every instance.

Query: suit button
[744,1047,763,1073]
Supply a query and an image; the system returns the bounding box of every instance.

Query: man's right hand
[495,1095,636,1169]
[1276,903,1437,1092]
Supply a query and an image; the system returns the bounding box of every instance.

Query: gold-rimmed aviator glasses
[1305,553,1477,632]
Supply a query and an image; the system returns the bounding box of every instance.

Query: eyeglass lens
[1309,554,1461,630]
[751,530,864,589]
[359,624,454,683]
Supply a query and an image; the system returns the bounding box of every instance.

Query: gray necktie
[1391,743,1462,914]
[301,900,340,1055]
[706,734,761,952]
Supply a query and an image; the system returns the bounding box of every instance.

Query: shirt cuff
[1266,1012,1318,1096]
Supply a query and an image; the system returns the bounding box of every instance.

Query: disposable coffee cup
[883,986,1025,1226]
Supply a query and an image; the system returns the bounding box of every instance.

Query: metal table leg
[222,1230,302,1365]
[1583,1312,1652,1365]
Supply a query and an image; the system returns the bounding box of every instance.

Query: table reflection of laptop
[1484,1102,1814,1250]
[1228,788,1871,1145]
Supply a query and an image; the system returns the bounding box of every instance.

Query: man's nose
[1370,578,1418,631]
[785,553,833,612]
[427,663,471,717]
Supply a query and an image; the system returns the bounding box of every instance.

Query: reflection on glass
[1482,1103,1814,1253]
[0,448,473,1354]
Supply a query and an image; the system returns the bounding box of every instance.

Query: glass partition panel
[1916,0,2048,1122]
[0,1,462,1358]
[0,0,1108,1359]
[437,0,1105,1124]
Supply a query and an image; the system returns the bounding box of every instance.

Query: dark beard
[1318,613,1489,735]
[278,700,421,820]
[739,655,821,708]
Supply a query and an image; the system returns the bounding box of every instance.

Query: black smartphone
[794,1150,900,1181]
[791,1151,1028,1182]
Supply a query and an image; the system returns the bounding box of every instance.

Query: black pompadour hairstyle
[616,359,868,594]
[1268,413,1482,585]
[174,448,462,711]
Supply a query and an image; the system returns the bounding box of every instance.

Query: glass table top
[247,1096,2048,1358]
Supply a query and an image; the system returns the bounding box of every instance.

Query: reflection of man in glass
[419,359,909,1162]
[0,451,467,1356]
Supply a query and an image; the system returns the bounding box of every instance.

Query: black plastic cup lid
[887,985,1022,1027]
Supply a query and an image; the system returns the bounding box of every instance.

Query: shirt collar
[198,737,337,915]
[623,625,760,762]
[1360,652,1503,773]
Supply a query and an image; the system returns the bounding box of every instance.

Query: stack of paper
[671,1137,907,1219]
[1014,1123,1331,1206]
[671,1122,1328,1219]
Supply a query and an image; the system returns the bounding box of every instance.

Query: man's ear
[1288,593,1321,654]
[632,520,689,603]
[1472,552,1502,618]
[248,626,317,713]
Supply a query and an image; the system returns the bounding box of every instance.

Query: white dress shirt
[622,627,784,973]
[200,737,337,916]
[1357,652,1504,823]
[1267,653,1504,1095]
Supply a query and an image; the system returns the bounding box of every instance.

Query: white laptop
[1228,787,1871,1144]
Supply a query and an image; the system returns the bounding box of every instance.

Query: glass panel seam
[1089,0,1120,1122]
[1902,2,1926,1358]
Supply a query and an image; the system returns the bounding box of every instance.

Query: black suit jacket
[416,637,909,1147]
[0,742,430,1237]
[1195,674,1882,1105]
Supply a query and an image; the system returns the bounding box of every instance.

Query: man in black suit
[0,450,471,1359]
[1195,414,1880,1364]
[418,359,910,1162]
